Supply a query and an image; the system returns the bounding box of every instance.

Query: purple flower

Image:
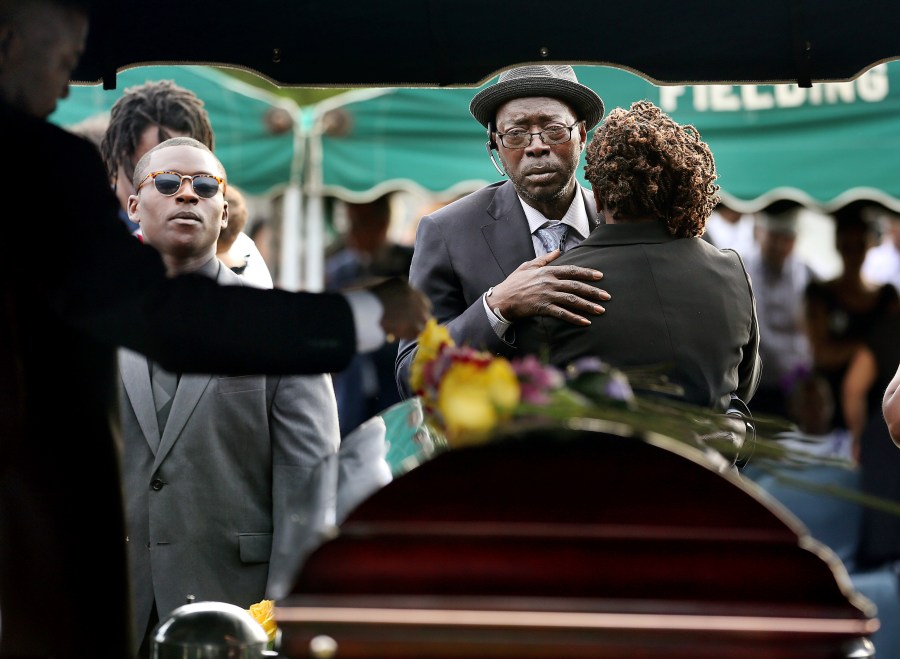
[565,356,609,377]
[602,371,634,402]
[512,354,564,405]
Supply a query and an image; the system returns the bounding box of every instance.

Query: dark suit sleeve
[42,128,356,375]
[395,212,507,398]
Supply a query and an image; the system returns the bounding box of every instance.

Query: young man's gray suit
[395,179,598,398]
[118,261,340,653]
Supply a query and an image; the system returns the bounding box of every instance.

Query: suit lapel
[119,348,162,454]
[481,182,600,274]
[152,373,212,471]
[152,260,234,470]
[482,181,536,277]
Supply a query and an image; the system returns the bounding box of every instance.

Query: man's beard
[502,152,581,205]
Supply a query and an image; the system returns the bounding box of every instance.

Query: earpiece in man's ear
[486,122,506,177]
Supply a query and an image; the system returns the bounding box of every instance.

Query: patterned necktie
[150,361,178,431]
[535,223,569,254]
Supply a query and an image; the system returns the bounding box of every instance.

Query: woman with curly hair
[517,100,761,413]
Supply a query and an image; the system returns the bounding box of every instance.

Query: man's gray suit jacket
[516,221,761,410]
[118,262,340,653]
[395,180,598,398]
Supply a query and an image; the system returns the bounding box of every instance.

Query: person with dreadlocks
[100,79,273,286]
[517,100,761,414]
[101,80,213,231]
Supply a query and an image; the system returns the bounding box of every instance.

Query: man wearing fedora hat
[396,65,610,397]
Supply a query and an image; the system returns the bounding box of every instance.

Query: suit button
[150,479,164,491]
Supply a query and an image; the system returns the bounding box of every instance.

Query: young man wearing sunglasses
[122,136,341,658]
[100,78,275,289]
[395,65,611,398]
[0,2,430,656]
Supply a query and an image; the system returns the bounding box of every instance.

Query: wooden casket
[275,421,878,658]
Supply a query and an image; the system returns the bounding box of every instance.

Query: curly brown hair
[584,100,719,238]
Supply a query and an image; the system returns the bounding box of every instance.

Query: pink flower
[512,354,565,405]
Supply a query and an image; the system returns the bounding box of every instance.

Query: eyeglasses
[136,171,225,199]
[495,122,582,149]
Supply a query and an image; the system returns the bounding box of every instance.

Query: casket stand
[276,419,878,658]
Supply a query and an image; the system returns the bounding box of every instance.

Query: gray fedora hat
[470,64,605,130]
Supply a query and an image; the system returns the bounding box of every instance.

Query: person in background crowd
[121,137,341,657]
[100,78,273,286]
[217,182,272,288]
[0,2,430,655]
[703,201,756,257]
[841,311,900,586]
[775,370,851,459]
[861,204,900,294]
[515,100,760,418]
[805,202,900,430]
[325,195,415,436]
[396,65,611,398]
[741,201,815,420]
[743,365,900,659]
[843,313,900,459]
[248,217,276,277]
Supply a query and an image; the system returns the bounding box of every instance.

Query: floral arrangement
[410,319,521,443]
[408,319,900,516]
[247,599,277,648]
[411,319,747,458]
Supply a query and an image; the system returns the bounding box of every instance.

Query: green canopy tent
[49,65,307,289]
[50,65,300,197]
[305,62,900,214]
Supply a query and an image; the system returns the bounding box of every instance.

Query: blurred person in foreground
[395,65,612,398]
[516,100,761,418]
[0,1,430,656]
[122,137,340,656]
[100,78,274,287]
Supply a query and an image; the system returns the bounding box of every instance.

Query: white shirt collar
[517,187,591,239]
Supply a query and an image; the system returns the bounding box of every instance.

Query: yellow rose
[438,357,520,443]
[247,599,277,643]
[439,365,498,442]
[485,357,520,413]
[409,318,453,393]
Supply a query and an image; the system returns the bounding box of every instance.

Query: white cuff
[483,287,512,339]
[342,290,385,353]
